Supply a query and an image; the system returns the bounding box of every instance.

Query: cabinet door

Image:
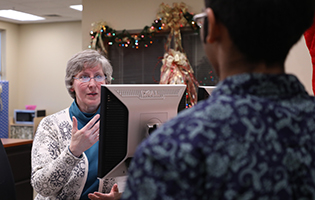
[5,143,33,200]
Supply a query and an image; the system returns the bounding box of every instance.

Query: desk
[1,138,33,200]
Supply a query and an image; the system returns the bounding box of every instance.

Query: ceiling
[0,0,82,24]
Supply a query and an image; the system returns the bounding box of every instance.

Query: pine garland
[89,11,200,51]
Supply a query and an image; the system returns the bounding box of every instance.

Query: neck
[218,48,285,80]
[75,100,99,114]
[80,106,98,114]
[212,24,285,80]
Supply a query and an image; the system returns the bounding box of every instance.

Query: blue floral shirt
[121,73,315,200]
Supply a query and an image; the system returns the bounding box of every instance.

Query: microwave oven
[14,109,46,124]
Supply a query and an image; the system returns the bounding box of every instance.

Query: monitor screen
[197,86,216,102]
[98,84,187,179]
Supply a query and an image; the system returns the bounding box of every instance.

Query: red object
[304,15,315,95]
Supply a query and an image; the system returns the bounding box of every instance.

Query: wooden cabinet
[1,138,33,200]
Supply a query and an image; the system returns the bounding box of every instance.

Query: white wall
[82,0,314,95]
[1,21,82,117]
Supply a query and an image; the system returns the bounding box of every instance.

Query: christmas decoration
[158,3,199,107]
[160,49,199,107]
[89,3,199,54]
[89,2,200,107]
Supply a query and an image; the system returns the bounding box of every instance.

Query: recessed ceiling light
[70,5,83,11]
[0,9,45,21]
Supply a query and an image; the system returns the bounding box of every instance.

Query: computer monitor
[98,84,187,179]
[197,86,216,101]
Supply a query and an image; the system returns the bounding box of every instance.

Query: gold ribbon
[158,3,199,107]
[160,49,199,107]
[157,2,189,51]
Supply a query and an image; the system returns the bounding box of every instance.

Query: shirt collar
[213,73,308,99]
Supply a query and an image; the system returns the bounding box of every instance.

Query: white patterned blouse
[31,108,115,200]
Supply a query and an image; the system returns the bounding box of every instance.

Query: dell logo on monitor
[141,90,159,98]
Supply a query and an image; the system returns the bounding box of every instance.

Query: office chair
[0,139,16,200]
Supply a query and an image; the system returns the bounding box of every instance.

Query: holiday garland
[89,2,200,53]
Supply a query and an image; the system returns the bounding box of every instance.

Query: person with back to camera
[107,0,315,199]
[31,49,121,200]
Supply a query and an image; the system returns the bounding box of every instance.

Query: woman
[31,49,119,199]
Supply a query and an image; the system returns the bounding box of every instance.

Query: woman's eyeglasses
[73,75,106,83]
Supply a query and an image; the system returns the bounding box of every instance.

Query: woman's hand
[88,184,122,200]
[69,114,100,157]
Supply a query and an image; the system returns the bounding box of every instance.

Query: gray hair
[65,49,113,99]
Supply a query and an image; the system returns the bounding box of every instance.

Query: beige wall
[285,37,313,94]
[1,21,82,117]
[17,22,82,116]
[0,21,20,118]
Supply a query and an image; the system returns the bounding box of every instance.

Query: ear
[205,8,220,43]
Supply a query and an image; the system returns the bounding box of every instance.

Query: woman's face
[71,64,105,113]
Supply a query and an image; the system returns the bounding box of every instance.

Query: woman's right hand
[69,114,100,157]
[88,184,122,200]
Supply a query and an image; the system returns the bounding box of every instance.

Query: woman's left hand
[88,184,122,200]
